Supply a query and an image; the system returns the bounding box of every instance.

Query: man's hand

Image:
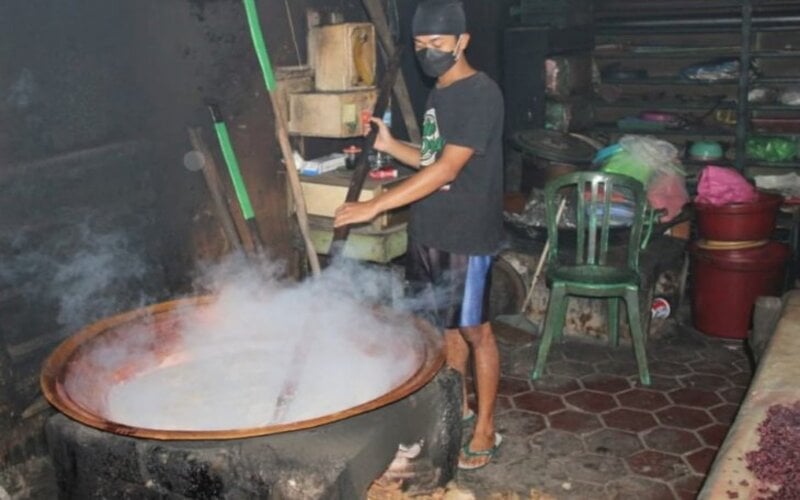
[334,200,381,228]
[368,117,394,153]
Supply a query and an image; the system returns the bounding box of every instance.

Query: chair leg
[607,298,620,348]
[532,284,567,381]
[553,295,569,343]
[625,288,651,386]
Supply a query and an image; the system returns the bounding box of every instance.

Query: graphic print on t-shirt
[420,108,444,167]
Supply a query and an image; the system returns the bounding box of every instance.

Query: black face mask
[416,39,461,78]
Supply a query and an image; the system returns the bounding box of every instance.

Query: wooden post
[361,0,422,144]
[187,127,245,255]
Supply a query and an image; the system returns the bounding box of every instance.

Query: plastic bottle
[377,99,393,168]
[651,297,671,319]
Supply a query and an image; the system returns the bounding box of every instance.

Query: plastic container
[695,192,782,241]
[688,141,724,161]
[690,241,789,339]
[640,111,683,127]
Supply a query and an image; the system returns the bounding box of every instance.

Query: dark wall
[0,0,379,475]
[0,0,142,160]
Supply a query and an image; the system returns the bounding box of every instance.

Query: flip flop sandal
[457,433,503,471]
[461,409,476,425]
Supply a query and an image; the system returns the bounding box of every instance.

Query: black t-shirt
[409,71,504,255]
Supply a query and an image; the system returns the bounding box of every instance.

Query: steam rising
[0,222,155,333]
[99,257,440,431]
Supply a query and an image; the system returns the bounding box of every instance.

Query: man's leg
[459,321,500,462]
[444,328,470,417]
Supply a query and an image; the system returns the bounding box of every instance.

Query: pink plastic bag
[648,172,689,221]
[695,165,758,206]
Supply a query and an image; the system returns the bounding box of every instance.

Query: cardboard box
[288,89,378,138]
[308,23,376,91]
[275,66,314,120]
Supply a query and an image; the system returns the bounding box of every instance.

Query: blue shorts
[406,241,493,330]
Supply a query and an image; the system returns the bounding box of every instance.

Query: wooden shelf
[602,77,739,86]
[594,8,800,172]
[595,49,800,60]
[752,104,800,112]
[748,160,800,168]
[681,158,800,169]
[593,123,735,139]
[595,48,740,59]
[595,100,800,112]
[595,100,736,111]
[756,77,800,85]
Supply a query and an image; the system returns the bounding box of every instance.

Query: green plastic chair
[531,172,652,386]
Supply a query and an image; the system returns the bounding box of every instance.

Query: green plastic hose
[242,0,277,93]
[209,108,255,221]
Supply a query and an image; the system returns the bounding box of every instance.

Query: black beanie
[412,0,466,36]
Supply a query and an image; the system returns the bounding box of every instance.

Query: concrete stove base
[46,368,462,499]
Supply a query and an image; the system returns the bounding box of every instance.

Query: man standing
[334,0,504,470]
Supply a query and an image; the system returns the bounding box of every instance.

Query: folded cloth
[695,165,758,206]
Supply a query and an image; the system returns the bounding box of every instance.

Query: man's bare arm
[333,144,474,227]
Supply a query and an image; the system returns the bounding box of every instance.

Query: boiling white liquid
[92,264,429,432]
[105,322,421,431]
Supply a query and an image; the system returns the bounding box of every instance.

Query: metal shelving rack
[594,0,800,173]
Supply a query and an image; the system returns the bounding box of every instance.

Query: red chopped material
[745,401,800,500]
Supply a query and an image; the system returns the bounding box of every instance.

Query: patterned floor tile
[679,373,731,391]
[655,406,713,430]
[546,360,597,378]
[549,410,603,435]
[617,388,671,411]
[709,403,740,425]
[528,428,585,458]
[582,374,631,394]
[605,476,676,500]
[642,427,703,455]
[672,474,706,499]
[513,391,565,415]
[495,410,547,437]
[685,447,719,475]
[649,360,689,377]
[562,453,626,484]
[531,375,581,395]
[565,390,618,413]
[697,423,730,448]
[718,386,747,405]
[668,387,723,408]
[584,428,644,458]
[497,377,532,396]
[602,408,659,433]
[626,450,692,480]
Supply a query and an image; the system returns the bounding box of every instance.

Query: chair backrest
[544,172,648,272]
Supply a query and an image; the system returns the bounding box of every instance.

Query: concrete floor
[455,320,753,500]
